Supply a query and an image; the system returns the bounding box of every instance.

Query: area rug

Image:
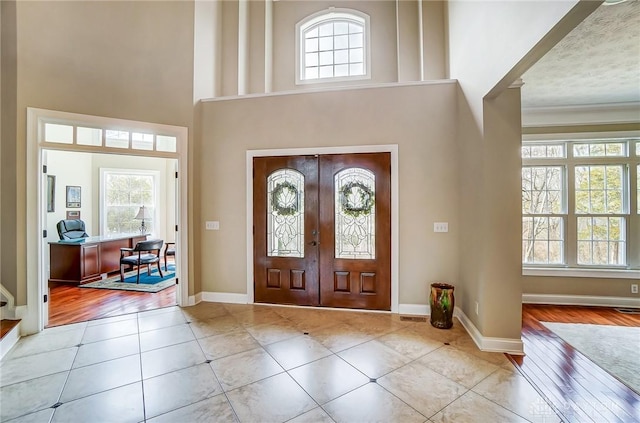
[79,265,175,293]
[542,321,640,394]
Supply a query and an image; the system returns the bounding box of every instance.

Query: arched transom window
[297,9,370,83]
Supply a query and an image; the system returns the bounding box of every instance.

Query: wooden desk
[49,234,147,284]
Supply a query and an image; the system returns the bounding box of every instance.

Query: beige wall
[447,0,591,126]
[448,0,605,339]
[198,82,459,306]
[205,0,447,96]
[1,0,18,301]
[4,0,195,305]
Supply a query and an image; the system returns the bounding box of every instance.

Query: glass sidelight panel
[335,168,375,259]
[267,169,305,258]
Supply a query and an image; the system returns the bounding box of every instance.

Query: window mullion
[566,162,577,267]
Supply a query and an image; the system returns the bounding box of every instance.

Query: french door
[253,153,391,310]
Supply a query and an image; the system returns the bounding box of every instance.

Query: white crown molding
[509,78,524,89]
[523,293,640,308]
[522,101,640,127]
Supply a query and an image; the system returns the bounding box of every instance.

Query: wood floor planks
[510,304,640,423]
[47,281,176,327]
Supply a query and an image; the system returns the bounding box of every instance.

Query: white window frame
[295,8,371,85]
[522,134,640,279]
[100,168,160,237]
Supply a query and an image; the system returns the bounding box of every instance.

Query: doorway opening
[44,150,178,327]
[25,108,189,333]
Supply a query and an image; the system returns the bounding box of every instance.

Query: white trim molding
[26,107,190,335]
[523,267,640,279]
[455,307,525,355]
[398,303,429,315]
[0,284,16,320]
[400,303,524,355]
[201,292,249,304]
[522,101,640,127]
[523,293,640,309]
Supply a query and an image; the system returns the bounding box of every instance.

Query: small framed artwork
[46,175,56,213]
[66,210,81,220]
[66,186,81,208]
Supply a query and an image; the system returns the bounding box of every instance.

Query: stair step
[1,319,20,340]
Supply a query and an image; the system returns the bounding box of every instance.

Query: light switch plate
[434,222,448,233]
[206,221,219,230]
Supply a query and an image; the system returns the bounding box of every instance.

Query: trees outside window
[102,170,158,236]
[522,139,639,270]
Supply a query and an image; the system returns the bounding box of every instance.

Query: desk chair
[120,239,164,283]
[56,219,89,240]
[163,242,175,271]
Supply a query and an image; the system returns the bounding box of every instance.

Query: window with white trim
[101,169,159,236]
[522,138,640,271]
[296,9,370,84]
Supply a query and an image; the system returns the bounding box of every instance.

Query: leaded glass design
[335,168,375,259]
[267,169,304,258]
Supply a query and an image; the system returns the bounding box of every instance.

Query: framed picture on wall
[66,186,81,208]
[47,175,56,213]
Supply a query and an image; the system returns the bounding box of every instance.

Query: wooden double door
[253,153,391,310]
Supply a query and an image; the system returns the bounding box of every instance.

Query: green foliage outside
[105,174,154,234]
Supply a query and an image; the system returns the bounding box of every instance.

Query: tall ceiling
[521,0,640,109]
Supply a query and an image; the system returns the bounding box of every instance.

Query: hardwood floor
[47,282,176,327]
[509,304,640,423]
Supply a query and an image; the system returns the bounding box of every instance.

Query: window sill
[523,267,640,279]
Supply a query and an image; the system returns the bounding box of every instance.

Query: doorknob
[309,241,319,246]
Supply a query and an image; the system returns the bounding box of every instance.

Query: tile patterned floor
[0,303,561,423]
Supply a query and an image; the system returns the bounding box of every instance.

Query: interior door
[319,153,391,310]
[253,153,391,310]
[253,156,320,305]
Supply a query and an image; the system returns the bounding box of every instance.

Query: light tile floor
[0,303,561,423]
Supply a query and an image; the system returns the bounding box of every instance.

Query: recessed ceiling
[521,0,640,109]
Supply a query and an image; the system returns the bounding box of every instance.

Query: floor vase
[429,283,455,329]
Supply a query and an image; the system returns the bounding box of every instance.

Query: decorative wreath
[271,181,299,216]
[340,181,375,218]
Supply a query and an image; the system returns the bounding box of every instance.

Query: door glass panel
[335,168,375,259]
[267,169,305,258]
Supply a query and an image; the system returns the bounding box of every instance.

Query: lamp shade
[135,206,151,220]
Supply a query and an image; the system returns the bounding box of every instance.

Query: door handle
[309,241,319,246]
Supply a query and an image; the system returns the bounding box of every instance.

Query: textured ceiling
[521,0,640,109]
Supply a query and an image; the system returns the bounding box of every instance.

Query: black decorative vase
[429,283,455,329]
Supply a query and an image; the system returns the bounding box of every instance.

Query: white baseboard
[400,303,524,355]
[398,303,429,315]
[0,321,21,360]
[455,308,524,355]
[523,293,640,308]
[201,292,249,304]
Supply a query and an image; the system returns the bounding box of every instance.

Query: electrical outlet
[434,222,449,233]
[475,301,479,315]
[632,284,639,294]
